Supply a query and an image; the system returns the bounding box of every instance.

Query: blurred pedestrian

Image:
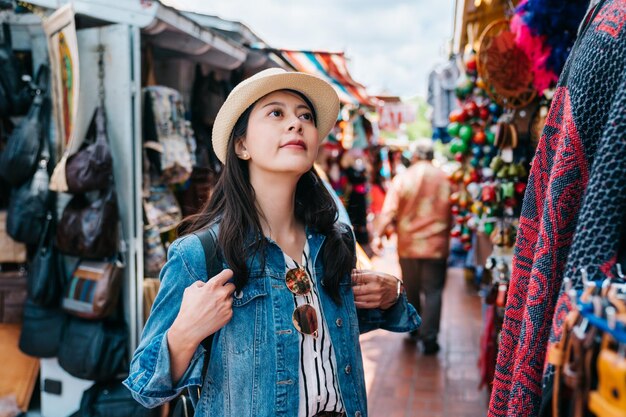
[372,139,451,354]
[124,68,419,416]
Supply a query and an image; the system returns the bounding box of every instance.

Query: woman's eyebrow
[261,101,311,111]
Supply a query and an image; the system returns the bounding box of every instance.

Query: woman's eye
[300,112,313,121]
[269,109,282,117]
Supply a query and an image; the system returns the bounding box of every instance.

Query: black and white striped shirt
[284,241,345,417]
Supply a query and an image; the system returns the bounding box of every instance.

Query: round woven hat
[212,68,340,164]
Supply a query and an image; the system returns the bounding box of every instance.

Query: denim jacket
[124,224,420,417]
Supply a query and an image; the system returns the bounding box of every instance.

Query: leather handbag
[0,64,50,186]
[72,380,159,417]
[28,212,64,307]
[18,299,65,358]
[65,106,113,193]
[62,259,123,320]
[0,210,26,264]
[0,22,33,117]
[6,155,52,245]
[56,186,119,258]
[58,316,127,381]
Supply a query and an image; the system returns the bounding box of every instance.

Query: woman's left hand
[351,269,400,310]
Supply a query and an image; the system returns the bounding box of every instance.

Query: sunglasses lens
[286,267,311,296]
[292,304,318,337]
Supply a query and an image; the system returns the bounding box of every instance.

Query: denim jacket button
[335,318,343,327]
[234,290,243,299]
[344,364,351,374]
[355,412,362,417]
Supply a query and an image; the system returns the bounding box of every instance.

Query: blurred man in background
[372,139,452,354]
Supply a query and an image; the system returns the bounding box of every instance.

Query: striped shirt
[283,241,345,417]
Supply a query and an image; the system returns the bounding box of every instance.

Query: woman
[124,68,419,417]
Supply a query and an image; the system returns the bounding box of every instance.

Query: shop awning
[278,50,375,107]
[28,0,249,70]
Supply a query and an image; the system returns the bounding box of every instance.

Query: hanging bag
[0,64,50,186]
[6,141,53,245]
[28,212,64,307]
[65,105,113,193]
[0,22,33,117]
[18,299,66,358]
[56,186,119,258]
[57,315,127,381]
[62,258,123,320]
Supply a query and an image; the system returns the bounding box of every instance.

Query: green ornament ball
[447,122,461,138]
[459,124,473,142]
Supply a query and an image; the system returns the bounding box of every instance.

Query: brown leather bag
[65,106,113,193]
[62,259,123,320]
[56,187,119,258]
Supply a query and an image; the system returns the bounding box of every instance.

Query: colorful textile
[488,1,626,415]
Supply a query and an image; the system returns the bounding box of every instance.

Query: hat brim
[212,70,340,164]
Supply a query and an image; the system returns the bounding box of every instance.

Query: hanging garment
[488,1,626,416]
[427,58,459,128]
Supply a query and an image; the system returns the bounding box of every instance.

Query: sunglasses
[286,266,318,338]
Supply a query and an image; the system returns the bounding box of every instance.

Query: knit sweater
[488,1,626,415]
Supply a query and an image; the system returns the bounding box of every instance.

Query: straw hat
[212,68,340,164]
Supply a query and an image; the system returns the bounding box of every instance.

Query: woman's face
[238,90,318,176]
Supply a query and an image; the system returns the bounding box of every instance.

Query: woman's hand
[170,269,236,348]
[351,269,401,310]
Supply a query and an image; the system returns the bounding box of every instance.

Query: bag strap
[193,227,222,383]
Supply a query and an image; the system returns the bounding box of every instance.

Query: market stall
[0,1,286,415]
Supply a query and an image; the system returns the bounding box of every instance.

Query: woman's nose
[288,116,303,133]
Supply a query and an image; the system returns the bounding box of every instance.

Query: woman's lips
[281,139,307,150]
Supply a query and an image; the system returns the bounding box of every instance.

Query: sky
[161,0,456,98]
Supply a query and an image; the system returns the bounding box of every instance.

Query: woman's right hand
[170,269,236,348]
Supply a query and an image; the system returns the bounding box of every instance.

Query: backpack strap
[193,228,222,384]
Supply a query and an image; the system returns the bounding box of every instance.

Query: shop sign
[377,103,416,131]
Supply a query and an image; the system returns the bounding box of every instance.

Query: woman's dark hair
[178,90,355,303]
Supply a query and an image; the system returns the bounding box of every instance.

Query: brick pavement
[360,245,488,417]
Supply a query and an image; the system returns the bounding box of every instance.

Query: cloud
[162,0,454,97]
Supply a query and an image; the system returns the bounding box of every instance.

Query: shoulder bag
[65,105,113,193]
[58,315,127,381]
[18,299,66,358]
[56,186,119,258]
[0,64,50,186]
[6,141,53,245]
[28,211,63,307]
[62,259,123,320]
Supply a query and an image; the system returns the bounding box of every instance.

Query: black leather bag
[18,299,65,358]
[28,212,63,307]
[56,186,119,258]
[72,381,159,417]
[58,316,127,381]
[0,22,32,117]
[0,64,49,186]
[6,156,51,245]
[65,106,113,193]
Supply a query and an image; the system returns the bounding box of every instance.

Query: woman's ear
[235,139,250,160]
